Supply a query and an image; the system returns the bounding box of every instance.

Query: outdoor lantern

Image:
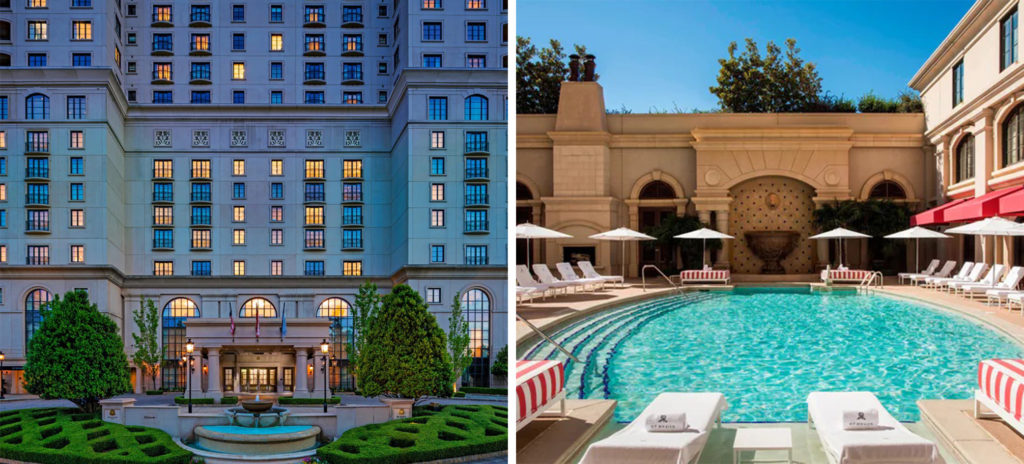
[185,339,195,354]
[320,339,329,354]
[307,364,314,375]
[202,365,208,374]
[0,351,5,362]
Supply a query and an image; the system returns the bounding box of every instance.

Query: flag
[229,308,235,336]
[281,308,287,339]
[255,308,260,339]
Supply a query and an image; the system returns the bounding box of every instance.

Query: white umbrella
[589,227,655,282]
[945,217,1024,264]
[809,227,872,268]
[674,228,735,268]
[884,226,951,273]
[515,223,572,268]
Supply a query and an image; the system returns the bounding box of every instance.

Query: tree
[644,214,720,272]
[813,199,911,271]
[490,345,508,378]
[357,284,452,400]
[349,281,380,385]
[447,292,472,390]
[131,298,161,392]
[711,38,823,112]
[517,36,594,114]
[24,290,131,412]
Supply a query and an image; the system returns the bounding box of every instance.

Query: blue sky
[517,0,974,112]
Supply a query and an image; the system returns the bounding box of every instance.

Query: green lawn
[0,408,192,464]
[316,404,508,464]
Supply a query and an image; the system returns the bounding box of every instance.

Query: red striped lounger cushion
[979,359,1024,421]
[680,270,729,281]
[825,270,871,281]
[516,360,564,424]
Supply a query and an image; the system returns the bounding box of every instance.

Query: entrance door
[239,368,278,393]
[638,207,675,272]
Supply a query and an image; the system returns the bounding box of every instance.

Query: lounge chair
[516,286,542,303]
[1007,293,1024,313]
[578,260,624,286]
[808,392,943,464]
[516,265,561,296]
[932,262,986,291]
[516,360,565,431]
[898,259,940,285]
[976,360,1024,440]
[923,261,972,288]
[533,264,586,293]
[555,262,606,290]
[942,264,999,292]
[580,392,727,464]
[961,266,1023,301]
[680,269,731,284]
[910,260,957,285]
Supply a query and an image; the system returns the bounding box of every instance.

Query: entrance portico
[184,318,332,400]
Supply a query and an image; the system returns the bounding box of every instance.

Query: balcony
[303,71,326,85]
[25,167,49,180]
[343,215,363,226]
[25,140,49,154]
[190,42,211,56]
[152,43,173,56]
[152,217,173,226]
[465,194,489,206]
[305,243,326,251]
[342,240,363,250]
[466,255,489,265]
[304,191,325,203]
[189,12,211,27]
[151,12,173,27]
[152,191,173,202]
[304,42,326,56]
[189,71,211,85]
[25,219,50,233]
[25,193,49,206]
[342,43,364,57]
[304,220,325,228]
[342,71,364,85]
[190,216,211,226]
[342,14,363,28]
[465,220,489,233]
[151,70,173,85]
[342,193,363,204]
[190,192,211,203]
[191,171,211,181]
[152,240,174,250]
[304,171,325,181]
[465,141,489,154]
[304,14,326,27]
[465,167,488,180]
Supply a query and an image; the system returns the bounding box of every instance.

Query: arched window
[461,288,491,387]
[0,21,10,42]
[318,298,354,390]
[639,180,676,199]
[465,95,488,121]
[869,180,907,200]
[1004,105,1024,168]
[161,298,199,390]
[25,288,53,350]
[516,182,533,200]
[240,298,277,317]
[957,134,976,182]
[25,94,49,120]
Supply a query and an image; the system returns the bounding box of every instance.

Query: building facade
[0,0,508,397]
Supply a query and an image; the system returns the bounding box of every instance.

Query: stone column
[714,210,730,269]
[312,351,328,396]
[188,350,202,396]
[294,350,309,398]
[698,210,712,267]
[206,348,221,399]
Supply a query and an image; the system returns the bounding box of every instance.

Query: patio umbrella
[945,217,1024,264]
[884,226,951,273]
[515,223,572,267]
[809,227,872,268]
[674,228,735,268]
[589,227,656,281]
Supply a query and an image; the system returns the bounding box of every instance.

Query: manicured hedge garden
[316,404,508,464]
[0,408,191,464]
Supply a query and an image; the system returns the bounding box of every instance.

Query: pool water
[524,287,1024,422]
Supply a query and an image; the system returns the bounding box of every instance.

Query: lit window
[240,298,277,317]
[27,21,47,40]
[72,21,92,40]
[305,34,324,52]
[343,34,362,52]
[191,34,210,52]
[233,260,246,276]
[233,229,246,245]
[343,160,362,178]
[0,132,5,149]
[271,229,283,245]
[431,209,445,227]
[154,160,173,178]
[271,33,283,51]
[423,0,439,8]
[0,184,5,201]
[431,131,445,148]
[153,62,172,80]
[431,183,445,201]
[467,55,486,68]
[271,260,283,275]
[70,245,85,263]
[191,160,210,178]
[305,5,325,23]
[70,131,84,149]
[305,160,324,178]
[343,92,363,104]
[191,229,211,248]
[0,245,5,263]
[233,159,245,176]
[153,261,173,276]
[270,206,283,222]
[343,261,362,276]
[29,0,46,7]
[233,62,246,79]
[153,206,172,225]
[27,245,49,265]
[343,183,362,201]
[306,229,325,248]
[467,0,484,9]
[305,206,324,225]
[271,159,283,176]
[153,5,172,22]
[233,206,245,222]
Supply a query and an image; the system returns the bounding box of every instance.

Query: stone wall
[728,176,817,274]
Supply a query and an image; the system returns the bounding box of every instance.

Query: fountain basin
[744,230,800,274]
[226,406,290,427]
[194,425,321,456]
[241,400,274,413]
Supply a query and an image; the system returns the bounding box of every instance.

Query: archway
[317,297,354,391]
[728,176,817,274]
[636,180,680,271]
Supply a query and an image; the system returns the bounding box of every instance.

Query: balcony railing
[305,42,325,54]
[305,192,325,202]
[304,12,325,26]
[190,70,211,81]
[465,167,488,179]
[190,215,211,225]
[26,257,50,266]
[153,191,173,202]
[25,168,49,179]
[343,215,363,225]
[465,220,488,232]
[342,71,363,82]
[25,193,49,205]
[26,140,49,153]
[342,13,363,24]
[26,219,50,232]
[152,12,173,25]
[304,71,326,81]
[466,255,489,265]
[342,239,363,249]
[465,194,488,206]
[152,71,173,82]
[153,240,173,249]
[191,192,211,202]
[189,11,211,24]
[342,193,363,202]
[305,241,326,250]
[465,141,489,153]
[152,41,173,53]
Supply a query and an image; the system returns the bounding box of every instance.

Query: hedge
[453,392,466,398]
[460,387,507,396]
[278,397,341,405]
[0,408,191,464]
[173,396,214,405]
[144,390,163,396]
[220,396,238,405]
[316,404,508,464]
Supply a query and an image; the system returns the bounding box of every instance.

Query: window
[423,22,442,41]
[379,5,388,16]
[466,22,485,41]
[343,160,363,178]
[191,205,210,223]
[153,183,173,202]
[153,33,172,51]
[378,62,388,74]
[423,54,442,67]
[233,62,245,79]
[72,0,91,5]
[956,134,975,182]
[232,182,246,199]
[232,4,245,21]
[0,158,6,175]
[153,91,173,104]
[271,91,283,104]
[232,33,245,50]
[431,131,446,148]
[233,229,246,245]
[378,33,387,46]
[191,229,211,248]
[25,289,53,349]
[305,62,325,80]
[1003,8,1018,71]
[431,209,445,227]
[271,33,283,51]
[153,62,172,81]
[271,260,283,275]
[465,95,488,120]
[344,34,362,52]
[0,97,6,119]
[270,4,283,22]
[70,209,84,227]
[305,260,324,276]
[467,157,487,179]
[191,33,211,52]
[190,5,210,23]
[305,5,324,23]
[153,5,172,22]
[26,94,49,119]
[343,5,362,23]
[305,182,324,201]
[153,261,173,276]
[305,206,324,225]
[1004,105,1024,168]
[0,184,5,200]
[467,55,486,68]
[0,133,5,149]
[306,34,324,52]
[467,0,484,8]
[26,209,48,231]
[271,229,283,245]
[271,159,283,176]
[154,160,173,178]
[271,182,283,199]
[72,21,92,40]
[27,246,49,265]
[240,298,276,318]
[0,209,4,227]
[343,92,362,104]
[343,229,362,249]
[426,288,441,304]
[190,91,211,104]
[428,157,443,175]
[431,183,445,201]
[305,91,325,104]
[953,60,964,107]
[72,53,91,67]
[70,245,85,263]
[466,131,488,151]
[343,183,362,202]
[191,261,211,276]
[466,246,488,265]
[0,245,5,263]
[431,244,445,263]
[305,160,324,178]
[153,206,172,225]
[192,159,210,178]
[343,205,362,225]
[233,205,246,222]
[343,62,362,80]
[306,229,325,248]
[70,183,84,201]
[423,0,440,8]
[128,91,137,102]
[27,21,47,40]
[233,260,245,275]
[466,184,488,204]
[428,97,448,120]
[64,96,85,119]
[343,261,362,276]
[270,62,283,79]
[270,206,283,222]
[233,91,245,104]
[191,62,210,80]
[127,33,136,45]
[461,288,490,386]
[70,131,84,149]
[27,54,46,67]
[27,131,48,152]
[378,91,387,103]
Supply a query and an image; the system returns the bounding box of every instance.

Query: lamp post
[320,338,329,413]
[0,351,5,400]
[185,338,195,413]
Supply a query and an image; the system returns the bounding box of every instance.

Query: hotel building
[0,0,508,398]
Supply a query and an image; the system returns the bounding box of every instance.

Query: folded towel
[842,409,879,430]
[644,412,687,432]
[702,265,712,271]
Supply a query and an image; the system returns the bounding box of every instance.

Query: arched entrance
[516,182,536,265]
[728,176,817,274]
[637,180,680,271]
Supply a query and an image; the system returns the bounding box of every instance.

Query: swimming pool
[523,287,1024,422]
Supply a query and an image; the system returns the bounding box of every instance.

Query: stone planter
[381,398,415,420]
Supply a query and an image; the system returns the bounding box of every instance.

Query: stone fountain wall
[728,176,816,274]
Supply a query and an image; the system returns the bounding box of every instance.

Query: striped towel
[680,270,730,282]
[516,360,564,424]
[823,270,872,282]
[979,359,1024,421]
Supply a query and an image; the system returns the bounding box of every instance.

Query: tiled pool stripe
[524,297,675,360]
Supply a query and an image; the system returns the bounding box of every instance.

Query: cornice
[546,131,612,145]
[909,0,998,90]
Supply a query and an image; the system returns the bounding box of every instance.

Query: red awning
[943,185,1024,223]
[999,187,1024,216]
[911,198,970,226]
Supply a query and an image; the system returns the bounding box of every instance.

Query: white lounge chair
[899,259,940,285]
[580,392,727,464]
[934,262,987,292]
[950,264,1002,295]
[962,266,1023,301]
[555,262,606,290]
[1007,293,1024,314]
[910,260,956,285]
[808,392,943,464]
[533,264,585,293]
[516,265,561,296]
[579,260,624,286]
[925,262,970,286]
[516,286,542,303]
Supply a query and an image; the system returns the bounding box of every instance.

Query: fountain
[744,231,800,274]
[188,395,322,462]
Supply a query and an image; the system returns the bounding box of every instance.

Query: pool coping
[875,288,1024,349]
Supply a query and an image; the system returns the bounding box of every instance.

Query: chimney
[583,55,596,82]
[568,54,580,81]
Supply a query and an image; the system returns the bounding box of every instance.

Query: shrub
[220,396,238,405]
[278,397,341,405]
[490,346,507,378]
[317,405,507,464]
[459,387,507,396]
[145,390,163,396]
[173,397,214,405]
[453,392,466,398]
